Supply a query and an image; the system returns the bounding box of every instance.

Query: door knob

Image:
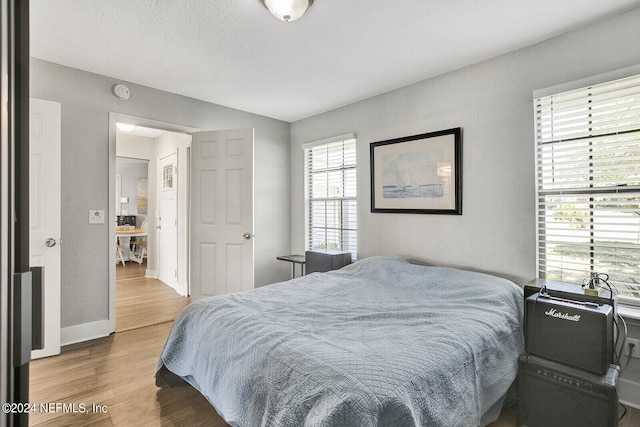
[45,238,57,247]
[242,232,253,240]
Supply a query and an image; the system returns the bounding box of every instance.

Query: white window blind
[304,138,357,258]
[535,73,640,301]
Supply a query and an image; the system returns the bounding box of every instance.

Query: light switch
[89,210,105,224]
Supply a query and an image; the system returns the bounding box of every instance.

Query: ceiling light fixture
[116,123,136,133]
[260,0,314,22]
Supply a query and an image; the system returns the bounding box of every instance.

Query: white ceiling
[31,0,640,123]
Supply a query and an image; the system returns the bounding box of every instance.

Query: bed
[156,256,524,426]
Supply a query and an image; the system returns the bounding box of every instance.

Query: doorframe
[108,113,198,333]
[157,150,180,293]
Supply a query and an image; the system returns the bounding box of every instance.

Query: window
[535,73,640,303]
[304,136,357,258]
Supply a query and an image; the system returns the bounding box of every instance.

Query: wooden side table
[276,255,306,278]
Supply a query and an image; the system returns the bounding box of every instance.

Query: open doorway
[111,117,195,332]
[115,156,149,274]
[108,114,256,332]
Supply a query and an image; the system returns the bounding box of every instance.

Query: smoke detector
[112,84,131,100]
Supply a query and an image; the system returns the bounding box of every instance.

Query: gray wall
[115,158,148,216]
[291,7,640,284]
[290,7,640,405]
[30,58,292,330]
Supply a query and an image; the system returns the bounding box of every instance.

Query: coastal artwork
[381,150,446,199]
[370,128,461,214]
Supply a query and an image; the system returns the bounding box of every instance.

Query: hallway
[116,261,190,332]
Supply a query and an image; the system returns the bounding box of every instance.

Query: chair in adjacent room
[130,218,148,265]
[116,243,126,267]
[130,239,147,265]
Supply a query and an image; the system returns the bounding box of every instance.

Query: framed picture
[137,178,148,214]
[370,127,462,214]
[162,164,174,190]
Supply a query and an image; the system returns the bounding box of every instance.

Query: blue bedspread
[156,256,524,426]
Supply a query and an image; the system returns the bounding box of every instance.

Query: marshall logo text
[544,308,581,322]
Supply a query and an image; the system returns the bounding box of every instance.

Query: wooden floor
[29,322,225,426]
[28,268,640,425]
[115,260,190,332]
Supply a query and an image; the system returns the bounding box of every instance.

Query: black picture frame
[370,127,462,214]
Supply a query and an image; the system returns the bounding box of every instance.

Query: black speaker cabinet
[518,354,619,427]
[525,293,613,374]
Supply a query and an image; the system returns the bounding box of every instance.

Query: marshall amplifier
[518,354,619,427]
[524,292,613,374]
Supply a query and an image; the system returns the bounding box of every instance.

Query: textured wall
[291,7,640,285]
[30,59,292,330]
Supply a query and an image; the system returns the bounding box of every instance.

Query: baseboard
[619,377,640,410]
[143,269,186,295]
[60,319,112,346]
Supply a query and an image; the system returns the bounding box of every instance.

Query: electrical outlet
[624,338,640,359]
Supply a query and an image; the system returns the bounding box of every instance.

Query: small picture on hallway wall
[137,178,148,214]
[162,164,174,190]
[370,127,462,214]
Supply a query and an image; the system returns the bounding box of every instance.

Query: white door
[190,128,254,300]
[158,153,179,291]
[29,98,61,359]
